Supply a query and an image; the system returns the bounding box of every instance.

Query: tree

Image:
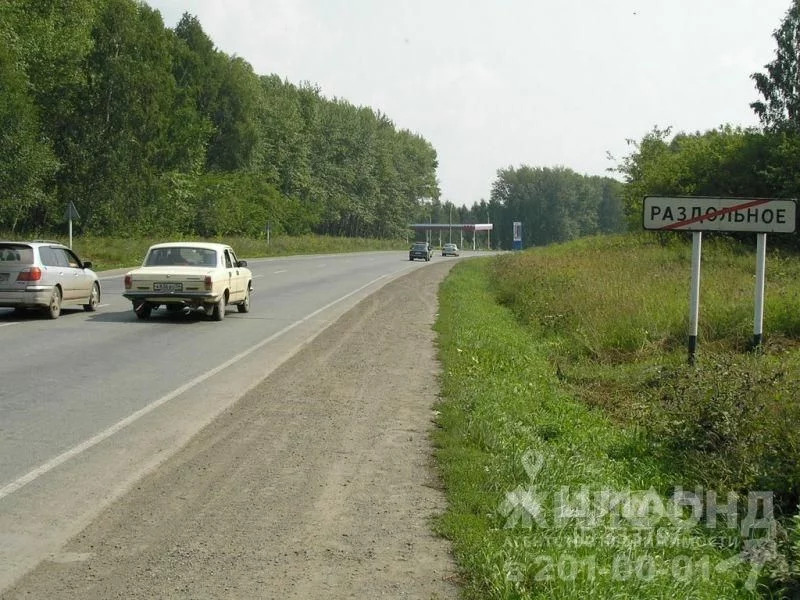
[751,0,800,131]
[0,30,58,232]
[487,165,621,248]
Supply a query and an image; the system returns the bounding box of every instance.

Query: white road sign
[643,196,796,233]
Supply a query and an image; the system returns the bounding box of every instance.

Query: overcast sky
[146,0,791,207]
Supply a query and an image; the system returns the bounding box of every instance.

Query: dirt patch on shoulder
[4,263,460,600]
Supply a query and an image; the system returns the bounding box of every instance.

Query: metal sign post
[643,196,796,362]
[64,201,81,249]
[688,232,702,365]
[754,233,767,348]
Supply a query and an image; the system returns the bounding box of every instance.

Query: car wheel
[237,287,251,313]
[83,282,100,311]
[44,287,62,319]
[134,301,151,319]
[212,294,226,321]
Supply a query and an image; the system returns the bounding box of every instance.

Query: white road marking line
[97,304,111,308]
[0,322,19,328]
[273,270,287,274]
[0,272,389,501]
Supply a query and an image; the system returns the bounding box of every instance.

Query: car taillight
[204,275,212,291]
[16,267,42,282]
[124,274,132,289]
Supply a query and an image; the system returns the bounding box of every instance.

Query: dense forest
[0,0,440,239]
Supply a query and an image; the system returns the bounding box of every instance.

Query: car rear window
[0,244,33,264]
[145,247,217,267]
[412,243,427,249]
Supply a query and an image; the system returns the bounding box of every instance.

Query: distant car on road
[123,242,252,321]
[409,242,433,261]
[0,240,100,318]
[442,243,459,256]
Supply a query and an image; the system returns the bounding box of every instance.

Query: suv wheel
[45,287,62,319]
[83,282,100,311]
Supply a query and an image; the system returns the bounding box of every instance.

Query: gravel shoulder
[3,262,460,599]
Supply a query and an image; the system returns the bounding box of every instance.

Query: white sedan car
[442,243,460,257]
[123,242,252,321]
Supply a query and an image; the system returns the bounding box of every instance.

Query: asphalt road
[0,249,467,592]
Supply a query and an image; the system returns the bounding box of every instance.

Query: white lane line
[273,270,287,274]
[0,272,389,501]
[0,323,19,328]
[97,304,111,308]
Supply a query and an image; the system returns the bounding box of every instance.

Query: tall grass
[490,233,800,358]
[435,234,800,598]
[435,258,755,599]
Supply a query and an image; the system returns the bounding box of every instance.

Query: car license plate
[153,282,183,292]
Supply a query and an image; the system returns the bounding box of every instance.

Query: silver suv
[0,241,101,318]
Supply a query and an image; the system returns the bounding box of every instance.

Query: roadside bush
[639,355,800,511]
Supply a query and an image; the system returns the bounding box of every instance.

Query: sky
[146,0,792,208]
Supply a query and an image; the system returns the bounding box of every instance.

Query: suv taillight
[124,274,132,289]
[16,267,42,282]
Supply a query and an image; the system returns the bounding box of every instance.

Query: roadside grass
[434,234,800,598]
[0,232,407,271]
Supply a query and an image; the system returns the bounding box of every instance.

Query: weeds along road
[0,252,466,598]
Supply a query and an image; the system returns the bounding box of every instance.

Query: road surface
[0,250,468,597]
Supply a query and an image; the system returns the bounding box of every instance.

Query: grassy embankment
[434,233,800,599]
[0,233,407,271]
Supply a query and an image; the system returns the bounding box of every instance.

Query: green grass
[0,232,408,271]
[433,234,800,598]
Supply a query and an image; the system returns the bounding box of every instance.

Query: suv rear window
[0,244,33,264]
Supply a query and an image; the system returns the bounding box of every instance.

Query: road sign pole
[753,233,767,349]
[688,232,702,365]
[68,218,73,249]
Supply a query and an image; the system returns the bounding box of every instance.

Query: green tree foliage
[0,0,94,231]
[1,0,440,239]
[613,126,779,230]
[751,0,800,131]
[0,27,59,232]
[482,165,624,248]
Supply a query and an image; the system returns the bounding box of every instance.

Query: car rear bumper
[0,287,53,308]
[123,291,221,306]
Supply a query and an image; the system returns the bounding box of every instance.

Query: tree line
[6,0,795,248]
[0,0,439,239]
[612,0,800,249]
